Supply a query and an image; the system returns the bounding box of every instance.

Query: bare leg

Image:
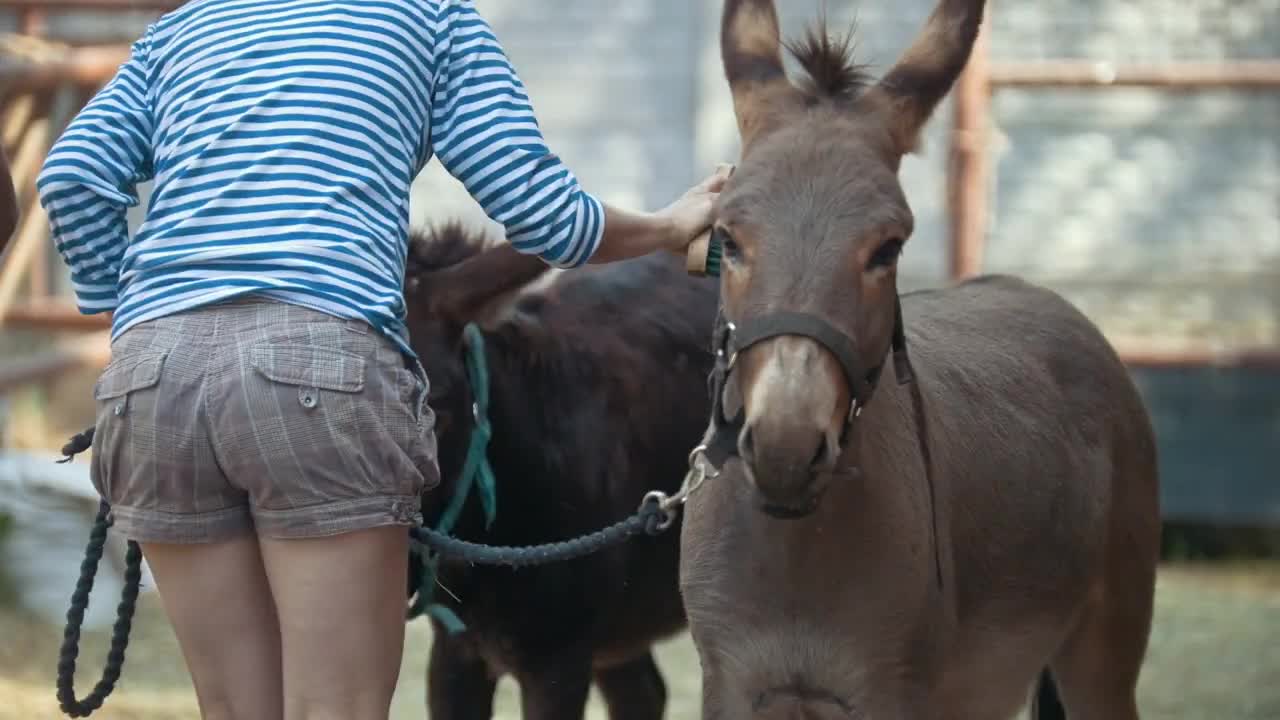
[260,526,409,720]
[141,536,282,720]
[594,652,668,720]
[516,647,593,720]
[427,633,498,720]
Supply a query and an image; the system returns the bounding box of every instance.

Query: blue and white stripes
[37,0,604,352]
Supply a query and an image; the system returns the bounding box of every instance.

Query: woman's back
[37,0,605,355]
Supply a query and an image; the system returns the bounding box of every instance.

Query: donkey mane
[405,220,486,278]
[402,219,716,432]
[782,16,874,103]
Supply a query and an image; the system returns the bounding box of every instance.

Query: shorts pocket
[395,366,431,423]
[95,351,168,402]
[248,345,366,411]
[92,351,168,502]
[393,365,439,492]
[248,345,366,391]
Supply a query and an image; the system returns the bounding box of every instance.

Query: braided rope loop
[55,502,144,718]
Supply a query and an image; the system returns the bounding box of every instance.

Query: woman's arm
[426,1,724,267]
[35,29,156,314]
[588,166,731,264]
[0,146,16,248]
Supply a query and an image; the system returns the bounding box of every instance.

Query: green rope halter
[408,322,498,633]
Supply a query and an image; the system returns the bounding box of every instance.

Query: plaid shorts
[88,296,438,543]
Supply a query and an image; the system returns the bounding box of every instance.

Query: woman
[1,145,16,247]
[36,1,727,718]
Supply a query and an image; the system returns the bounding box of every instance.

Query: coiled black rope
[55,498,144,718]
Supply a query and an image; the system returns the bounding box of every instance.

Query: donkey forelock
[782,14,874,105]
[721,0,986,154]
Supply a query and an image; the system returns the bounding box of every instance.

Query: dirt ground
[2,562,1277,720]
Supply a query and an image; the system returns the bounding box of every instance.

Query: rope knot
[58,427,96,464]
[638,493,672,536]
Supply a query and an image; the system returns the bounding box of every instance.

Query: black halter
[698,292,942,587]
[700,295,915,471]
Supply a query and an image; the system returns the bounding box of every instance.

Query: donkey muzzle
[737,336,844,514]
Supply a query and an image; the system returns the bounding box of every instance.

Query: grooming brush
[685,164,734,278]
[685,227,722,278]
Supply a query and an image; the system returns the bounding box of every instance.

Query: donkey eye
[867,237,904,270]
[713,226,741,261]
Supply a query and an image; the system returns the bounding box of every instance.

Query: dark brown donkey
[678,1,1161,718]
[401,223,719,719]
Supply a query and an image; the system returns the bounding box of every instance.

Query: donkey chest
[696,620,936,720]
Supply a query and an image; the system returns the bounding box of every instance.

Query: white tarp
[0,451,155,630]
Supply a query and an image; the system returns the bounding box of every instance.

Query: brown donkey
[678,1,1161,718]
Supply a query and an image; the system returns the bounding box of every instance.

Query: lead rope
[407,322,498,632]
[54,497,144,719]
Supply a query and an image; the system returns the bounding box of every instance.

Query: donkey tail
[1030,668,1066,720]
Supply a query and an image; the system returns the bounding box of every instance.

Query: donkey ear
[721,0,802,148]
[862,0,987,156]
[429,242,552,322]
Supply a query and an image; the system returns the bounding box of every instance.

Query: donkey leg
[516,647,594,720]
[426,634,498,720]
[1047,584,1154,720]
[594,651,668,720]
[1029,668,1067,720]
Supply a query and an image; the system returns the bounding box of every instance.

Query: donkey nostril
[739,427,756,464]
[809,434,831,472]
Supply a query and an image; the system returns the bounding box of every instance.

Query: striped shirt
[37,0,605,356]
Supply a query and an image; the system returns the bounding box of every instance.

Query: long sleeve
[428,1,604,269]
[37,29,156,314]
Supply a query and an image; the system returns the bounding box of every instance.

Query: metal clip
[640,444,719,532]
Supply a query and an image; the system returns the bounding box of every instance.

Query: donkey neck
[728,358,943,587]
[438,322,567,539]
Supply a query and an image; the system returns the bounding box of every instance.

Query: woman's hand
[655,163,734,253]
[590,163,734,264]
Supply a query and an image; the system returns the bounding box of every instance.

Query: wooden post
[987,60,1280,89]
[946,8,991,281]
[0,94,53,315]
[1,299,112,329]
[2,94,36,151]
[0,330,112,394]
[18,5,46,37]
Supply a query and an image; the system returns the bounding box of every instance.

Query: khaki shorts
[89,296,438,543]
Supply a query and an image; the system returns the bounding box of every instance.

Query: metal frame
[945,12,1280,370]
